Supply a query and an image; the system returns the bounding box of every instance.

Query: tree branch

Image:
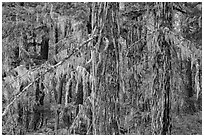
[2,36,96,117]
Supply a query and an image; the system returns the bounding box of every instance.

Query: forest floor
[27,111,202,135]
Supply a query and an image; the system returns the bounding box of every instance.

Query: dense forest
[2,2,202,135]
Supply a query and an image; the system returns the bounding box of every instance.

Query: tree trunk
[40,31,49,60]
[55,74,66,133]
[150,2,172,135]
[186,58,193,98]
[55,24,59,54]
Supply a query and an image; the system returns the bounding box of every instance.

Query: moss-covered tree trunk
[54,74,66,134]
[151,2,172,135]
[30,77,45,131]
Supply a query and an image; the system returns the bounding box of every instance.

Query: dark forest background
[2,2,202,135]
